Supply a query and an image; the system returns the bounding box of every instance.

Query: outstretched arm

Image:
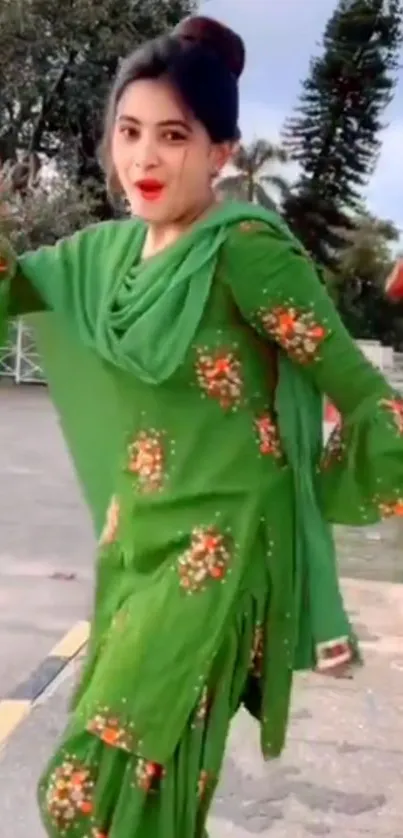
[221,219,403,525]
[0,223,114,321]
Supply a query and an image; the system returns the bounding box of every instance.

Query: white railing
[0,320,45,384]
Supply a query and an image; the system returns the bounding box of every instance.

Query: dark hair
[100,16,245,194]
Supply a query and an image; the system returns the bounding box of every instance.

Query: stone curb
[0,620,90,746]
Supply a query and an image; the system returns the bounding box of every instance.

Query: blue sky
[200,0,403,234]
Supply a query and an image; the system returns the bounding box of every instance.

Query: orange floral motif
[196,348,243,409]
[45,759,94,828]
[134,758,164,793]
[99,495,120,546]
[255,413,283,458]
[178,527,231,593]
[380,397,403,435]
[127,430,164,492]
[259,305,327,363]
[0,257,8,273]
[321,421,345,469]
[238,221,266,233]
[250,623,264,677]
[198,770,211,800]
[87,712,136,752]
[379,498,403,518]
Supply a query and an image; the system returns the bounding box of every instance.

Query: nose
[128,135,159,175]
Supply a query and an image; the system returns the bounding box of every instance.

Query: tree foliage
[1,173,98,251]
[0,0,195,223]
[282,0,403,269]
[217,139,290,211]
[330,210,403,346]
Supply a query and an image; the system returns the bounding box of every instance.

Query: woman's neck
[141,194,218,260]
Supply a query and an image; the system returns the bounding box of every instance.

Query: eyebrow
[117,115,191,130]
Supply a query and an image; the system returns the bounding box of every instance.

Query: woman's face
[111,77,232,223]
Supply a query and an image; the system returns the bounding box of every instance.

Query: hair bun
[174,16,245,79]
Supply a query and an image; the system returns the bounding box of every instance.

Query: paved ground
[0,382,94,694]
[1,383,403,836]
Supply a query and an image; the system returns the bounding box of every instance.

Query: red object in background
[385,261,403,301]
[324,399,340,424]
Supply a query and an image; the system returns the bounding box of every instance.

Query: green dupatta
[1,200,354,676]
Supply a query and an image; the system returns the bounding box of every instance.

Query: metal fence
[0,320,45,384]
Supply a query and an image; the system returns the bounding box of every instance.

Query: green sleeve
[0,221,120,325]
[18,222,117,323]
[221,220,403,525]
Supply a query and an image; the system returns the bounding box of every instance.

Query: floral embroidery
[195,348,243,409]
[255,413,283,458]
[127,430,164,492]
[316,637,352,672]
[178,527,231,593]
[45,759,94,828]
[198,770,211,800]
[134,758,164,793]
[239,221,267,233]
[380,397,403,435]
[87,711,136,752]
[259,305,327,364]
[250,623,264,677]
[195,686,210,722]
[379,497,403,518]
[321,421,345,469]
[99,496,120,546]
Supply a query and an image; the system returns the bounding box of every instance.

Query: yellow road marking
[0,700,31,744]
[50,620,90,658]
[0,621,90,746]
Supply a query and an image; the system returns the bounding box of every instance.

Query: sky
[200,0,403,234]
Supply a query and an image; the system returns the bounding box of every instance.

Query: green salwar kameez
[1,203,403,838]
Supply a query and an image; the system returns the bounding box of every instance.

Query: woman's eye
[163,131,187,143]
[119,126,138,140]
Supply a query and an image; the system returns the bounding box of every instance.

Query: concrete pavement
[0,382,94,696]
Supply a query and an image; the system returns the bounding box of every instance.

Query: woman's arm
[0,220,119,325]
[221,220,390,414]
[221,219,403,525]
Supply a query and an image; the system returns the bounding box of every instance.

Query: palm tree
[217,139,290,210]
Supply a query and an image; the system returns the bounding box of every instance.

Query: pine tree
[282,0,402,268]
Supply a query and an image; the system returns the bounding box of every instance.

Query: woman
[1,15,403,838]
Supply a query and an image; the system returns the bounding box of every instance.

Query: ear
[211,142,237,176]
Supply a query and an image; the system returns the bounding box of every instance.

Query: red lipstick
[136,178,164,200]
